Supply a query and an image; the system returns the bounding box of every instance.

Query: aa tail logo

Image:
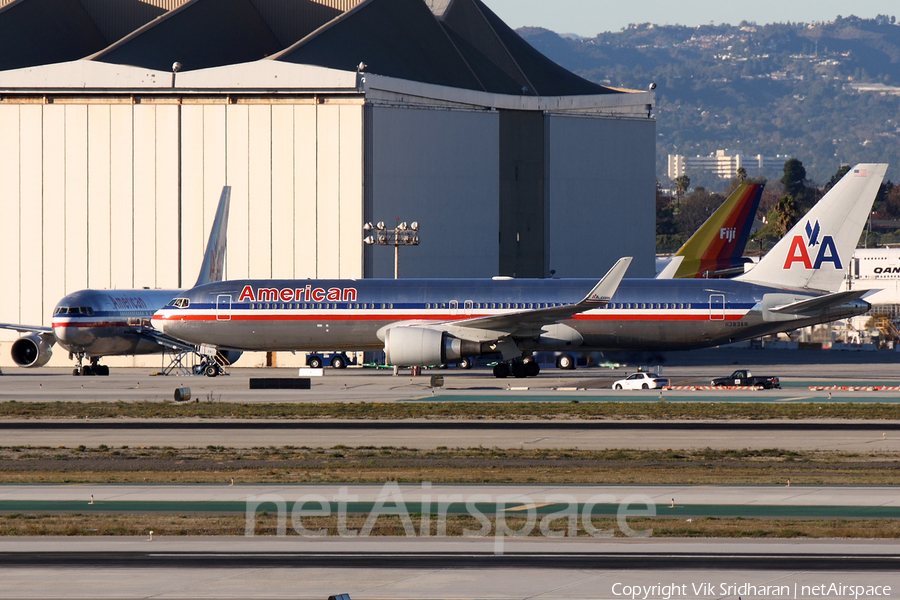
[783,220,842,270]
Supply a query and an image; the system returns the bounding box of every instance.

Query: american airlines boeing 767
[153,165,886,378]
[1,187,234,376]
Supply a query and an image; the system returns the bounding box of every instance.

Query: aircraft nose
[52,319,72,344]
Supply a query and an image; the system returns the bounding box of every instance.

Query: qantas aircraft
[153,164,886,378]
[656,181,764,279]
[0,187,234,376]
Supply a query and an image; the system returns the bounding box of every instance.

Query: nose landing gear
[73,355,109,376]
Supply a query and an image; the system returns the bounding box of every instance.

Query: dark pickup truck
[711,369,780,389]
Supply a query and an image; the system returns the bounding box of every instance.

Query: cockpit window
[167,298,190,308]
[53,306,93,315]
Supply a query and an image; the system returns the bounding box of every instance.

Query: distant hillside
[519,15,900,188]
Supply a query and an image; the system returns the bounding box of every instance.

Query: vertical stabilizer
[658,182,764,279]
[736,164,887,292]
[193,186,231,287]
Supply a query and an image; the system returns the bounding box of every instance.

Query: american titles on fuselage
[237,285,358,303]
[108,295,150,310]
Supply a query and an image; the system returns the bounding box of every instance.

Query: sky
[480,0,900,37]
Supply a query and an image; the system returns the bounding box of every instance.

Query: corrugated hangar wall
[365,105,500,279]
[0,97,364,366]
[547,114,656,279]
[364,105,656,280]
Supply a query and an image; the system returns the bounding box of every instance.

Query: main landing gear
[492,359,540,379]
[73,355,109,376]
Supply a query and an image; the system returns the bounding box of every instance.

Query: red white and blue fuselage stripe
[152,277,869,353]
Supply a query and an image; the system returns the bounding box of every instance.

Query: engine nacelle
[216,350,243,366]
[11,334,54,368]
[384,327,480,367]
[517,323,584,351]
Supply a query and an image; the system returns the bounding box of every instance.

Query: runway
[2,419,897,450]
[1,538,897,599]
[3,484,899,518]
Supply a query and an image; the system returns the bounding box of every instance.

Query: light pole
[363,220,419,279]
[172,61,183,286]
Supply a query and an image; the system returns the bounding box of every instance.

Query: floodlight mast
[363,219,419,279]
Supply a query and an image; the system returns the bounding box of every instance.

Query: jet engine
[384,327,480,366]
[216,350,243,366]
[10,334,55,368]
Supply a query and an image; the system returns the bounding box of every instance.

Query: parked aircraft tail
[658,182,764,279]
[194,186,231,287]
[736,164,887,292]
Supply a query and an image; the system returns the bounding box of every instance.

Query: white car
[612,372,670,390]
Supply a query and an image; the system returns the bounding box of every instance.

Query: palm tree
[674,175,690,202]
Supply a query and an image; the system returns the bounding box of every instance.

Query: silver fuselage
[52,289,180,357]
[152,278,869,353]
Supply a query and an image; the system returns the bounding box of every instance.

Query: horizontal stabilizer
[769,290,869,315]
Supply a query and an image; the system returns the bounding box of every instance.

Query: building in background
[668,150,791,180]
[0,0,656,367]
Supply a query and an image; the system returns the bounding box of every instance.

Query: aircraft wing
[768,290,869,315]
[435,257,632,341]
[655,256,684,279]
[0,323,53,335]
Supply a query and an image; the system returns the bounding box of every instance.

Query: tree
[827,165,851,190]
[674,175,690,201]
[781,158,807,199]
[736,166,747,182]
[773,195,799,237]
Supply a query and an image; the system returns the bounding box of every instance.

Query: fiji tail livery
[657,181,764,279]
[153,165,887,378]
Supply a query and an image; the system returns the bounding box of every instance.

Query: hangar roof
[91,0,283,72]
[0,0,625,99]
[0,0,108,70]
[273,0,484,91]
[275,0,613,95]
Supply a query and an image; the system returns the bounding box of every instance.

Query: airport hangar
[0,0,656,368]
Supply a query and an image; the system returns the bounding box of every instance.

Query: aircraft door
[709,294,725,320]
[217,295,232,321]
[450,300,458,316]
[464,300,473,316]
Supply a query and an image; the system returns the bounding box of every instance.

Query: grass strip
[3,513,900,539]
[1,445,897,485]
[2,400,900,420]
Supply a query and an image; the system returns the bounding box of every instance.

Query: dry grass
[1,445,898,485]
[2,400,900,420]
[3,513,900,539]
